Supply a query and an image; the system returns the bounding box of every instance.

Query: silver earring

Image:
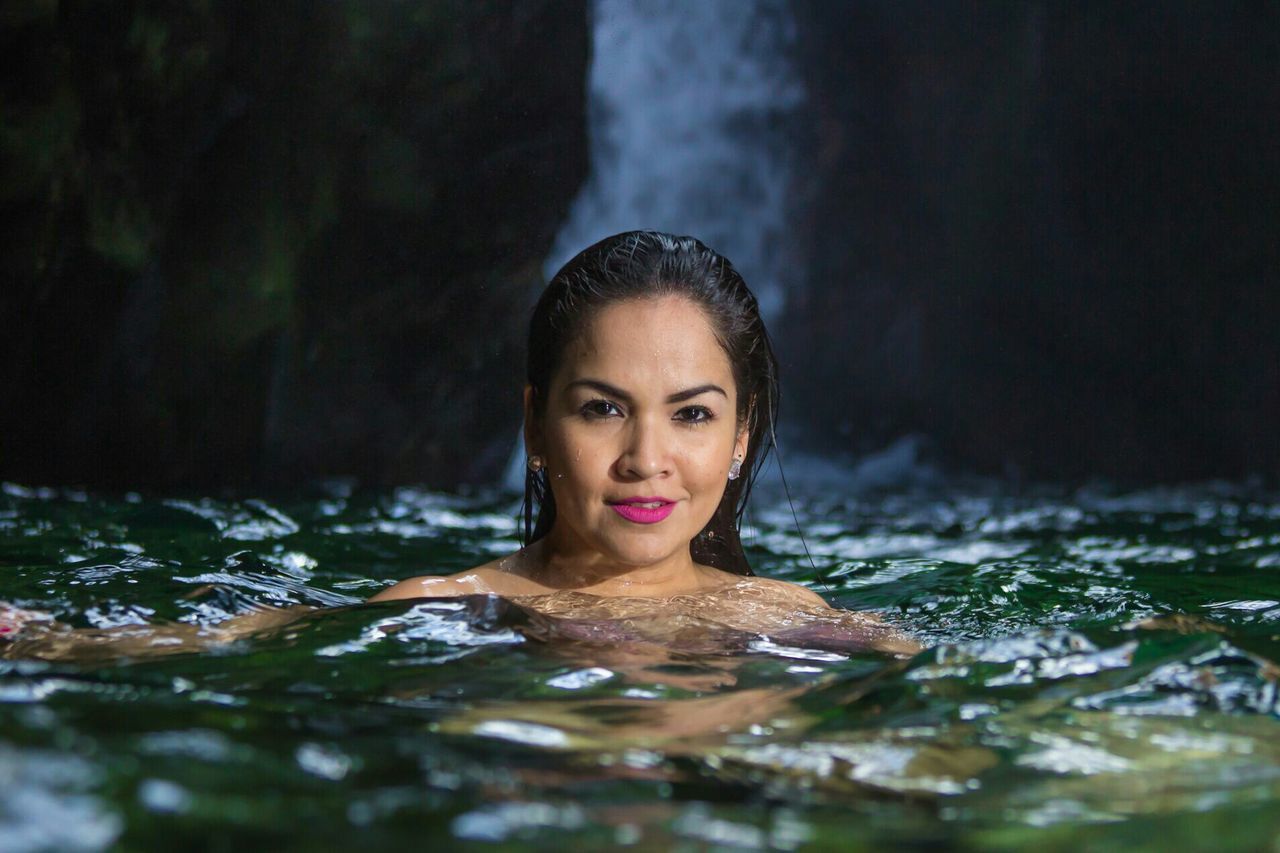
[527,455,544,473]
[728,457,742,481]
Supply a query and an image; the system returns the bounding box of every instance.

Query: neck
[521,534,708,596]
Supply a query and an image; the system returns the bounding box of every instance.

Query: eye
[673,405,714,425]
[580,399,623,419]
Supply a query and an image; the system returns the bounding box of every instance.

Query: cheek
[680,435,735,491]
[546,427,609,492]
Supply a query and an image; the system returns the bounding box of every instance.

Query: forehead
[556,296,734,387]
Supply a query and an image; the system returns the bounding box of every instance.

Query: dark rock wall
[2,0,589,488]
[784,1,1280,483]
[5,1,1277,488]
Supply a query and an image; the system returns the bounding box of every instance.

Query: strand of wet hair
[766,427,834,598]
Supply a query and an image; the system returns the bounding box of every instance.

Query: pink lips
[609,496,676,524]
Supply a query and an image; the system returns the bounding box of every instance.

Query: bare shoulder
[745,576,832,610]
[367,558,524,603]
[742,578,921,656]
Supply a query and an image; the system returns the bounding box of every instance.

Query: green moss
[87,193,155,271]
[127,15,171,81]
[126,10,213,97]
[205,207,302,353]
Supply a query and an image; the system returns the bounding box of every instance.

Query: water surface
[2,480,1278,850]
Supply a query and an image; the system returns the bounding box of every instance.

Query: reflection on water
[1,481,1279,849]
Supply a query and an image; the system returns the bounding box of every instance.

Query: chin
[600,536,685,568]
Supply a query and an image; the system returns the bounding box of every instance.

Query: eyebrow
[566,379,728,404]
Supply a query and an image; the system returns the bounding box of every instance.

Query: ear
[522,385,541,453]
[733,423,750,466]
[733,394,754,465]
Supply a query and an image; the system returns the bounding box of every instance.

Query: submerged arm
[1,603,313,663]
[745,578,924,657]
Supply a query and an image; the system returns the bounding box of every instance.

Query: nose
[616,415,671,480]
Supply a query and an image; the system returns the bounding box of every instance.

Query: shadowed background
[3,1,1277,489]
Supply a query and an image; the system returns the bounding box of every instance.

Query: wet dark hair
[522,230,779,576]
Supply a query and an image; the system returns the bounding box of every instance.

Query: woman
[375,230,790,600]
[371,231,916,654]
[2,231,917,659]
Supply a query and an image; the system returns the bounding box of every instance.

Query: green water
[2,480,1279,851]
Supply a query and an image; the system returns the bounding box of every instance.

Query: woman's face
[528,295,749,571]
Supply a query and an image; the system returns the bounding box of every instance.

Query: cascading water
[545,0,805,322]
[507,0,806,490]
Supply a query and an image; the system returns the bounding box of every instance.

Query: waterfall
[506,0,805,492]
[545,0,805,321]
